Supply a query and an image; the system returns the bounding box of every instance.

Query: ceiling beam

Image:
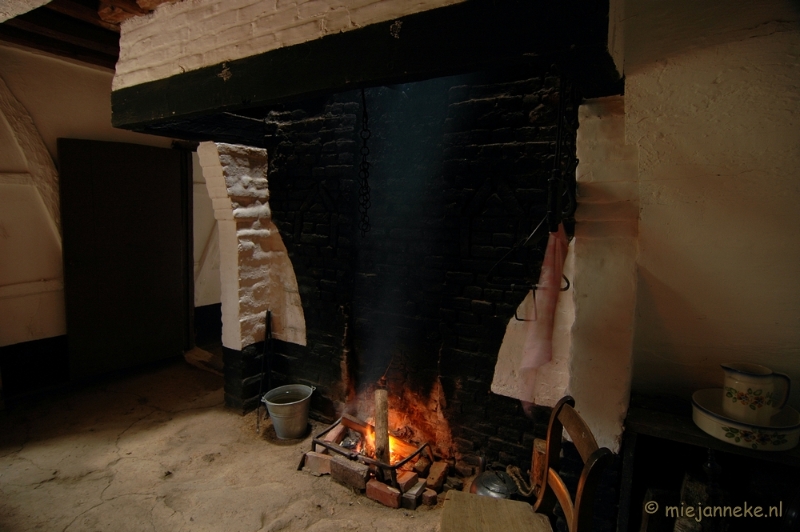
[0,24,117,69]
[5,9,119,56]
[45,0,120,33]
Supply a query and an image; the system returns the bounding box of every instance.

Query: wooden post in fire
[374,388,390,464]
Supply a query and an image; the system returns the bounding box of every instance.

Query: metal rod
[256,309,271,432]
[311,419,430,473]
[265,310,272,392]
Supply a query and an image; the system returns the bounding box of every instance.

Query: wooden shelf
[625,406,800,467]
[617,404,800,532]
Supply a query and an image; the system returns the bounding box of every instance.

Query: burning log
[341,413,369,435]
[374,388,390,464]
[340,412,420,463]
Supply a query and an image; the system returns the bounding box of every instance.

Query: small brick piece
[397,470,419,493]
[304,451,332,476]
[414,456,431,477]
[315,423,347,452]
[422,488,438,506]
[426,461,449,492]
[366,479,401,508]
[330,455,369,490]
[401,493,418,510]
[402,479,426,510]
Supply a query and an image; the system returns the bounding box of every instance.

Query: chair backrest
[531,396,613,532]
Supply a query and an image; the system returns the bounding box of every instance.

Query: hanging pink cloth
[520,223,569,371]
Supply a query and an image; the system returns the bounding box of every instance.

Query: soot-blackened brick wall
[232,68,578,474]
[222,67,620,531]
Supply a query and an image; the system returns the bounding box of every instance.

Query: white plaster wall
[0,110,27,172]
[192,151,222,307]
[0,45,172,162]
[0,185,65,346]
[113,0,466,90]
[624,18,800,406]
[0,43,173,347]
[0,65,64,347]
[568,96,638,452]
[622,0,799,74]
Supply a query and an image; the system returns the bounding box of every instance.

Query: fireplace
[181,66,631,529]
[111,0,632,455]
[109,1,630,528]
[206,68,576,466]
[184,64,625,527]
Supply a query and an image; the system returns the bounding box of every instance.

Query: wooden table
[617,405,800,532]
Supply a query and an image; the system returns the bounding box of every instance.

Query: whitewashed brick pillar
[197,142,306,350]
[567,95,638,452]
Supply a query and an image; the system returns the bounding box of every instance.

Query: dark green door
[59,139,191,379]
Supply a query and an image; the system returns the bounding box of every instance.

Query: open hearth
[302,409,460,510]
[196,63,619,529]
[216,67,579,470]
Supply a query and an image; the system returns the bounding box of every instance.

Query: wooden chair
[440,396,614,532]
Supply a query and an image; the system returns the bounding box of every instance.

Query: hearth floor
[0,360,440,531]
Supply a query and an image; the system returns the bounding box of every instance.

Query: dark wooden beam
[112,0,619,132]
[46,0,121,33]
[0,24,117,69]
[6,8,119,56]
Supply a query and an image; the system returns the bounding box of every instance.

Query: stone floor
[0,360,440,532]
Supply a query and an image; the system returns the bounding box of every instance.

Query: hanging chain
[547,77,580,232]
[358,88,371,237]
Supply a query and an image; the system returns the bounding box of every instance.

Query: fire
[362,421,404,464]
[349,380,453,462]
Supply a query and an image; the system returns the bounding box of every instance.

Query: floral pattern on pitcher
[724,386,776,410]
[722,426,788,449]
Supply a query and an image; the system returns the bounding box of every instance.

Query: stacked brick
[301,424,462,510]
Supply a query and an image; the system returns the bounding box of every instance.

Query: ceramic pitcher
[721,362,791,425]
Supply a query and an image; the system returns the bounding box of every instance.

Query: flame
[349,380,453,462]
[362,420,403,464]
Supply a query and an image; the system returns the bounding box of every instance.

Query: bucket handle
[261,385,316,403]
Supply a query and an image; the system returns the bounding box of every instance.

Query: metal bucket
[261,384,315,439]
